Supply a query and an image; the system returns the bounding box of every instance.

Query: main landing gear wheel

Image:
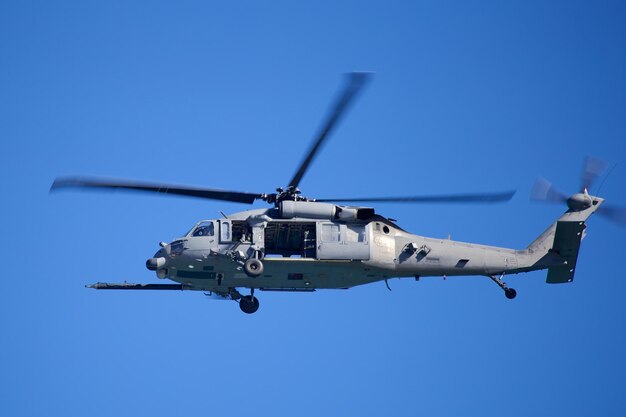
[244,258,264,277]
[504,288,517,299]
[239,295,260,314]
[489,274,517,300]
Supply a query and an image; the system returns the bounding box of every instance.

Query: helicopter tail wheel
[239,295,260,314]
[489,274,517,300]
[244,258,264,277]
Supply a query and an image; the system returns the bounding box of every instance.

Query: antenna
[596,163,618,197]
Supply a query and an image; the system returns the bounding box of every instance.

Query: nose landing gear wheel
[239,295,260,314]
[244,258,264,277]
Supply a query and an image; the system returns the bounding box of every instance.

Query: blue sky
[2,1,626,416]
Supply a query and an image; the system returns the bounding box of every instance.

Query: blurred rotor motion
[530,177,568,204]
[531,156,626,226]
[315,191,515,204]
[50,72,516,207]
[580,155,609,193]
[51,177,263,204]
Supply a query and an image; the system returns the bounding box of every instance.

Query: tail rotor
[530,177,568,204]
[531,156,626,227]
[580,155,609,193]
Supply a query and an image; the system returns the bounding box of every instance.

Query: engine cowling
[279,201,336,219]
[279,201,374,221]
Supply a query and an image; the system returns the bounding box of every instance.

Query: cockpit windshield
[186,221,215,237]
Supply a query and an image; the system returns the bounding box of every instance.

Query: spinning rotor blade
[288,72,372,189]
[580,155,608,192]
[530,177,568,204]
[316,190,516,204]
[51,176,264,204]
[598,204,626,227]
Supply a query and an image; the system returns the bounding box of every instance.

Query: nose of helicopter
[146,256,166,271]
[146,245,169,271]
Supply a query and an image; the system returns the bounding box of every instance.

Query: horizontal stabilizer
[546,221,585,283]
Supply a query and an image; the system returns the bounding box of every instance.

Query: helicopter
[51,73,625,314]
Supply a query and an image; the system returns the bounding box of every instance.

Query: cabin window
[220,221,231,242]
[321,224,340,242]
[345,225,366,243]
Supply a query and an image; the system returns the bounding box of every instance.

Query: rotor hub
[567,193,593,211]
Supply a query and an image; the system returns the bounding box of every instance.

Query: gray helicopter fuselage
[57,73,614,313]
[150,202,537,293]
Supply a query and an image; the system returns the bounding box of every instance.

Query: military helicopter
[51,73,624,314]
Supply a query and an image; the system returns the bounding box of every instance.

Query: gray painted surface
[138,196,603,297]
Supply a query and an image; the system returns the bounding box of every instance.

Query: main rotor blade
[288,72,372,189]
[51,176,264,204]
[530,177,568,204]
[580,155,608,193]
[316,190,516,204]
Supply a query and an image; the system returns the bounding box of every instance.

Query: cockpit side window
[192,221,215,237]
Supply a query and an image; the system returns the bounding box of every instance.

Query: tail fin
[525,195,603,283]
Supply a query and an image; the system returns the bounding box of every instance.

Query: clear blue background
[2,1,625,416]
